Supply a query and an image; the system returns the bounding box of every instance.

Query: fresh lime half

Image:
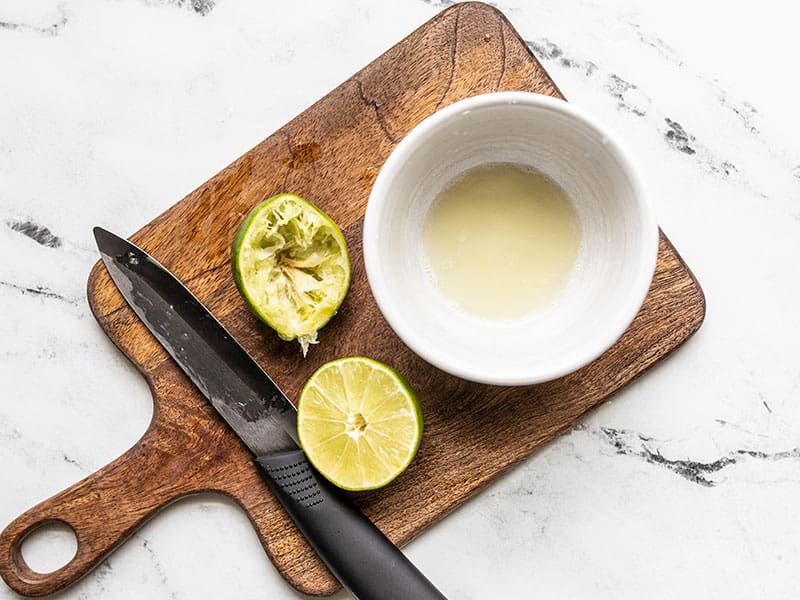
[232,193,350,354]
[297,357,423,491]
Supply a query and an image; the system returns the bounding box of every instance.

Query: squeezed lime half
[297,357,423,491]
[231,193,350,354]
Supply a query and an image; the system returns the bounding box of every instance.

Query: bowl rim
[363,91,659,386]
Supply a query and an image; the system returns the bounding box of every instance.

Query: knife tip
[92,226,119,253]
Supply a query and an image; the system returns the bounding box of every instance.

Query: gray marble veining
[1,0,799,598]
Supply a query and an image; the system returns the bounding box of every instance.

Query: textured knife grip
[255,449,447,600]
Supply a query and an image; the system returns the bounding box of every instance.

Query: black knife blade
[93,226,297,456]
[93,227,447,600]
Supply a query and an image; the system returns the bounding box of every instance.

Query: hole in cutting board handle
[18,520,78,574]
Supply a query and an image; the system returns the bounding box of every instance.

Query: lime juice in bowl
[363,91,658,386]
[422,162,582,320]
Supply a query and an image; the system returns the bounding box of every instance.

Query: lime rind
[297,357,423,491]
[231,194,350,355]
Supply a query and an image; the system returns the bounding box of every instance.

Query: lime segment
[231,194,350,354]
[297,357,423,491]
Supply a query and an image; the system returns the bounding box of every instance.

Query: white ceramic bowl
[363,92,658,386]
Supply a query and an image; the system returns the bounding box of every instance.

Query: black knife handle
[255,449,447,600]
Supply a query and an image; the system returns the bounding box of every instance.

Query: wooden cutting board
[0,2,705,597]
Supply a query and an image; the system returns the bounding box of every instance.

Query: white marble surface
[2,0,799,598]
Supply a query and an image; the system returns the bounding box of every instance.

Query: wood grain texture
[0,3,705,597]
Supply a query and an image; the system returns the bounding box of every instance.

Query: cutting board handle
[0,424,193,597]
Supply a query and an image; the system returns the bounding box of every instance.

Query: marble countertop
[2,0,799,598]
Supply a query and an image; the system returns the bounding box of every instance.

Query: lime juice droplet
[422,163,582,319]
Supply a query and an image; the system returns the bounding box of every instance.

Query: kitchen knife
[92,227,446,600]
